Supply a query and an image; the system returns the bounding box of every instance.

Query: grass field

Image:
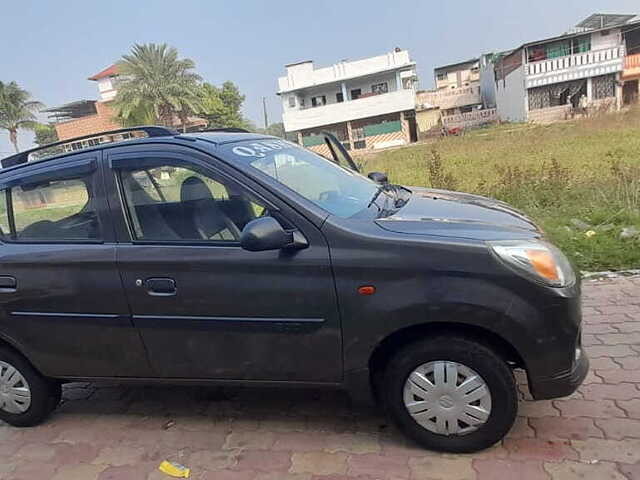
[360,108,640,272]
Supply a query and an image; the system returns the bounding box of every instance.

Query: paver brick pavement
[1,275,639,479]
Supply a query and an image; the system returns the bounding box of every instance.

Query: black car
[0,126,587,452]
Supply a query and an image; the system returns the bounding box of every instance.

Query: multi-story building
[278,49,419,155]
[45,65,205,149]
[415,58,496,135]
[487,13,640,124]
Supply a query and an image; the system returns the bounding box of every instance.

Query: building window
[288,96,296,108]
[336,92,344,103]
[371,82,389,95]
[436,72,447,81]
[593,74,616,100]
[311,95,326,107]
[351,89,362,100]
[528,80,586,110]
[528,35,591,63]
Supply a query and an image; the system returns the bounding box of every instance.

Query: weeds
[426,148,457,190]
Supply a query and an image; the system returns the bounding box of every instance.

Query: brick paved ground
[1,276,639,480]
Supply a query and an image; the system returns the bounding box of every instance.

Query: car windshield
[222,139,386,218]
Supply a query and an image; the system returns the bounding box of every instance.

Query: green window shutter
[302,135,325,147]
[363,120,402,137]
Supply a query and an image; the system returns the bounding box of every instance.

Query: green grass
[359,108,640,272]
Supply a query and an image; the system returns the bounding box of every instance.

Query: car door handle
[143,278,177,296]
[0,276,16,292]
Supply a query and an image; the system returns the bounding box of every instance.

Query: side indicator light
[358,285,376,295]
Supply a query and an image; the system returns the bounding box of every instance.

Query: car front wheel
[383,335,518,453]
[0,347,60,427]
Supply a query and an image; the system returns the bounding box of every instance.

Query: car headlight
[487,240,576,287]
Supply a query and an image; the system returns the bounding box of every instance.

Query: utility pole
[262,97,269,130]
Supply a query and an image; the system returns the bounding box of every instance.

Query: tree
[0,81,44,153]
[33,122,58,147]
[113,43,202,132]
[199,81,251,130]
[32,123,64,158]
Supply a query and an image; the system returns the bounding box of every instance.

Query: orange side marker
[358,285,376,295]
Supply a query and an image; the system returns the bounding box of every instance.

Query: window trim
[0,158,104,245]
[110,152,284,247]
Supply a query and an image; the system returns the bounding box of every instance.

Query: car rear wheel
[0,347,60,427]
[383,335,517,453]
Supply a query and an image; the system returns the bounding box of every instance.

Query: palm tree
[113,43,202,132]
[0,81,44,153]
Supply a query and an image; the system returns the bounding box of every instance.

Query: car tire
[383,335,517,453]
[0,347,59,427]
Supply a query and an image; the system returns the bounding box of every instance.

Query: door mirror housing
[240,217,307,252]
[368,171,388,184]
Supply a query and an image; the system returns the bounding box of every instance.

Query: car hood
[375,187,542,241]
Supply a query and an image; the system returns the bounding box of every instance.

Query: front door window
[118,164,267,242]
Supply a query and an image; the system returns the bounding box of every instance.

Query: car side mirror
[240,217,307,252]
[368,171,388,184]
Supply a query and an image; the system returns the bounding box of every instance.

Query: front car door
[103,144,342,382]
[0,152,151,378]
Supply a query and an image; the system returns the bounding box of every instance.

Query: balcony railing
[442,108,498,128]
[283,88,415,132]
[626,53,640,69]
[525,46,625,76]
[417,83,482,110]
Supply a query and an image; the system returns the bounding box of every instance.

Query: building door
[404,111,419,143]
[103,145,343,382]
[623,80,639,105]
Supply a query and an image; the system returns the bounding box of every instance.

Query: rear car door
[103,144,342,382]
[0,152,151,378]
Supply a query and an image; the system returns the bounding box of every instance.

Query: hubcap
[0,360,31,414]
[403,361,491,436]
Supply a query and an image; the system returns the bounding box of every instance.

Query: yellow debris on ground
[158,460,191,478]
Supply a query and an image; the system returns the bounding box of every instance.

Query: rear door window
[0,172,100,241]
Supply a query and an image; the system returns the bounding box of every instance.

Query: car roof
[0,131,278,176]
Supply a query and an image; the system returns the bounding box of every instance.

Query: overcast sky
[1,0,638,155]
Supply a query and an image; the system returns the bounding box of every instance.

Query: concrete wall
[528,104,571,124]
[495,64,527,122]
[479,55,498,108]
[591,28,622,50]
[416,109,441,133]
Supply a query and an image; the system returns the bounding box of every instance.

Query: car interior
[120,170,263,241]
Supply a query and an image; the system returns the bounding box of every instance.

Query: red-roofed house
[45,64,205,147]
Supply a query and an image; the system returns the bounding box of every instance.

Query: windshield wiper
[367,185,386,210]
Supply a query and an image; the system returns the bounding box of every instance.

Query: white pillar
[346,121,354,146]
[341,82,348,101]
[586,77,593,101]
[615,73,623,110]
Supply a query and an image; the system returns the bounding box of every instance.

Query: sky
[1,0,638,155]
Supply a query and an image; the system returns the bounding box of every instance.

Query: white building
[485,13,640,124]
[277,49,419,155]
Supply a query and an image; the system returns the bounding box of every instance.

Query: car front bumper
[527,346,589,400]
